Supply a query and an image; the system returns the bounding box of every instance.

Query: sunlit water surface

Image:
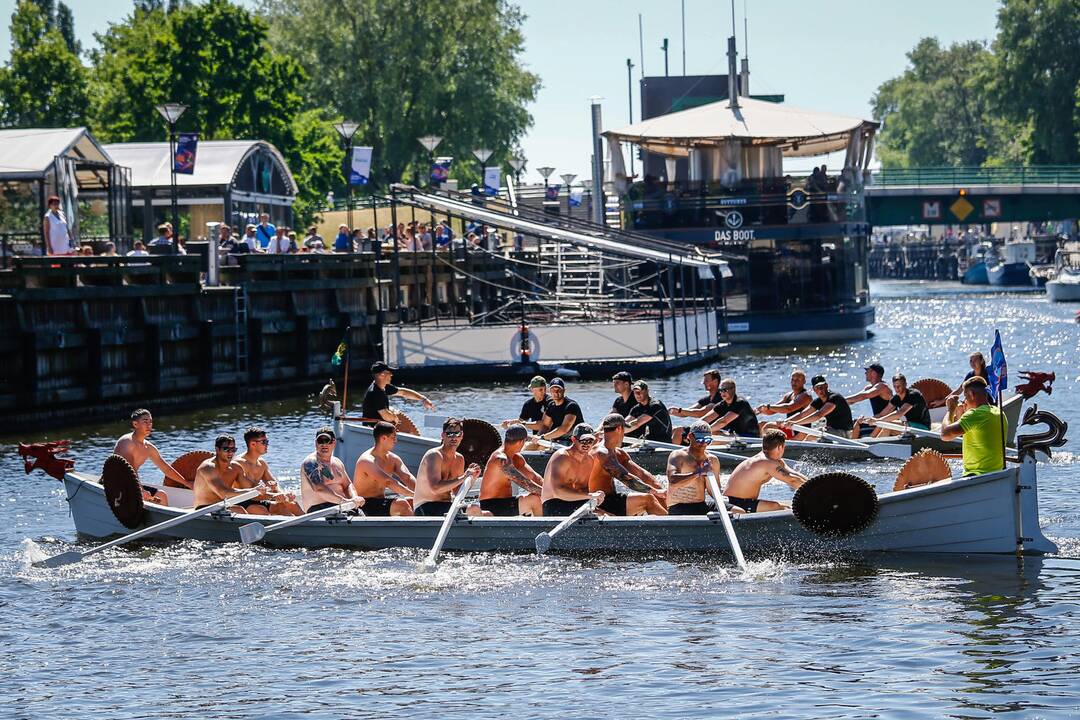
[3,280,1079,718]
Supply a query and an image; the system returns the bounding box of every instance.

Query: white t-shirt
[44,210,72,254]
[270,235,293,253]
[127,249,149,257]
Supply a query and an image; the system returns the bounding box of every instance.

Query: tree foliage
[260,0,541,187]
[0,0,88,127]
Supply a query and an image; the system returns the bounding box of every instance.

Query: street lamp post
[417,135,442,188]
[560,173,577,217]
[626,58,635,175]
[537,166,555,189]
[333,120,360,237]
[472,148,493,193]
[155,102,188,254]
[509,156,526,185]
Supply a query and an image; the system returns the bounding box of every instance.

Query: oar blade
[238,522,267,545]
[534,532,552,555]
[418,557,438,573]
[33,550,84,569]
[872,443,912,460]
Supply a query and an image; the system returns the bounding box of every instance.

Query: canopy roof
[0,127,113,179]
[604,96,878,158]
[103,140,297,193]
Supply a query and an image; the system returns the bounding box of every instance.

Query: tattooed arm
[500,455,543,495]
[601,449,652,493]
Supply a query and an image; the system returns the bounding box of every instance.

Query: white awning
[103,140,298,193]
[604,96,878,158]
[0,127,113,178]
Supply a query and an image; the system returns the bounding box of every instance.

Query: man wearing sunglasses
[541,424,605,516]
[300,428,365,513]
[701,378,760,438]
[413,418,483,517]
[193,434,269,510]
[665,421,726,515]
[234,426,303,515]
[590,414,667,516]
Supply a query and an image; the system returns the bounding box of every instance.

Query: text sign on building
[714,229,756,242]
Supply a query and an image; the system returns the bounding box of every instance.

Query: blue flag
[986,330,1007,402]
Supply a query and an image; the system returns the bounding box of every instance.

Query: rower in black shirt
[702,378,760,437]
[624,380,673,443]
[670,369,724,444]
[539,378,583,442]
[863,373,932,437]
[610,371,639,418]
[360,361,435,427]
[783,375,854,439]
[501,375,548,432]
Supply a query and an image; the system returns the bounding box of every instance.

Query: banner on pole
[350,147,373,185]
[987,329,1008,402]
[569,188,583,207]
[174,133,198,175]
[483,167,501,196]
[431,157,452,185]
[544,184,560,201]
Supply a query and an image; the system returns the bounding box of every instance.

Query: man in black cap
[360,361,435,426]
[540,423,605,516]
[624,380,673,443]
[538,377,583,442]
[783,375,855,439]
[610,371,639,419]
[845,362,892,436]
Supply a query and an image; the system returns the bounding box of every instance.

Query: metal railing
[871,165,1080,188]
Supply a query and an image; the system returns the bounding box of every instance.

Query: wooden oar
[632,437,802,468]
[790,424,910,459]
[706,472,748,571]
[418,471,476,572]
[534,495,599,554]
[238,499,362,545]
[35,487,262,569]
[872,420,941,439]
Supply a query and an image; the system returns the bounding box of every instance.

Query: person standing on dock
[590,413,667,516]
[502,375,548,432]
[43,195,74,256]
[360,361,436,427]
[782,375,855,439]
[540,424,604,516]
[940,376,1007,477]
[665,420,725,515]
[352,421,416,516]
[113,408,191,489]
[757,369,814,435]
[538,378,583,443]
[255,214,277,250]
[479,424,544,516]
[413,418,482,517]
[609,371,639,419]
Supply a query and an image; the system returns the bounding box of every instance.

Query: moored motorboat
[1045,248,1080,302]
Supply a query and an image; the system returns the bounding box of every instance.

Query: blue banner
[987,329,1007,402]
[350,147,372,185]
[544,184,560,201]
[174,133,198,175]
[431,157,451,184]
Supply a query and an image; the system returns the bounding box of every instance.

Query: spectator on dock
[303,226,324,251]
[102,242,118,257]
[149,224,172,248]
[255,213,276,250]
[240,224,264,253]
[126,241,149,257]
[43,195,74,256]
[400,227,423,252]
[269,226,295,254]
[334,224,352,252]
[78,244,94,256]
[435,220,454,249]
[418,223,433,251]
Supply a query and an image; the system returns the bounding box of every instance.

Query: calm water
[4,280,1080,719]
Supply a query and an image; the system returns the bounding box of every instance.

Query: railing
[871,165,1080,187]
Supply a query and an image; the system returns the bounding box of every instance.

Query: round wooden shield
[101,454,145,529]
[913,378,952,408]
[894,449,951,491]
[168,450,212,488]
[792,472,878,537]
[460,418,502,469]
[396,413,420,436]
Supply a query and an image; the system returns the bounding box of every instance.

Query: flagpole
[341,326,351,413]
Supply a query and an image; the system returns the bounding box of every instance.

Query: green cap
[528,375,546,389]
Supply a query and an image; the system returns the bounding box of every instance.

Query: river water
[3,280,1079,719]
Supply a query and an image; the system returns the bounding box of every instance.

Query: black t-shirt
[543,397,582,432]
[712,397,760,437]
[519,397,547,424]
[612,394,639,418]
[811,392,854,431]
[964,368,990,383]
[890,388,931,427]
[696,389,723,408]
[629,399,672,442]
[361,382,398,424]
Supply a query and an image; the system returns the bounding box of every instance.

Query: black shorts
[725,496,760,513]
[542,498,589,517]
[307,502,360,516]
[598,491,628,516]
[362,496,394,517]
[236,499,272,511]
[413,501,453,517]
[480,497,520,517]
[668,501,710,515]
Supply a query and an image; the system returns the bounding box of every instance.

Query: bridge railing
[871,165,1080,187]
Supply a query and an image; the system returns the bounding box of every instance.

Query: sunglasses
[254,438,269,445]
[444,430,463,437]
[577,437,597,447]
[219,446,237,452]
[316,437,335,445]
[720,387,734,393]
[690,433,712,443]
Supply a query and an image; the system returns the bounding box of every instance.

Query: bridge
[866,165,1080,226]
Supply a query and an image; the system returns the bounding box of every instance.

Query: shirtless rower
[113,408,188,504]
[413,417,483,517]
[540,423,605,516]
[665,420,726,515]
[360,361,435,427]
[723,429,808,513]
[590,413,667,516]
[352,421,415,516]
[479,424,544,516]
[299,427,364,513]
[501,375,548,432]
[757,369,813,434]
[193,434,269,510]
[846,363,892,437]
[234,426,303,515]
[670,369,723,444]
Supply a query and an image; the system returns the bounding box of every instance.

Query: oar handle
[874,420,938,438]
[706,472,748,570]
[421,471,477,569]
[264,498,360,533]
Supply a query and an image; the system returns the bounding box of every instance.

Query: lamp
[334,121,361,239]
[155,102,188,255]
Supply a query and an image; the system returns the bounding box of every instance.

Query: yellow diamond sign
[950,196,974,221]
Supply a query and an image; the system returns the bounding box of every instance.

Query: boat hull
[987,262,1034,287]
[1046,277,1080,302]
[57,457,1056,557]
[962,262,988,285]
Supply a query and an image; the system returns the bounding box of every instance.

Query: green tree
[260,0,541,188]
[55,2,79,55]
[0,0,88,127]
[992,0,1080,164]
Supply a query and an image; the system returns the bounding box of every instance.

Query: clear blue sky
[1,0,1002,179]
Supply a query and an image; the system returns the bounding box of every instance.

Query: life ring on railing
[102,454,145,529]
[792,472,878,537]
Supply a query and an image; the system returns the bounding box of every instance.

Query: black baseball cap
[571,423,596,441]
[601,413,631,431]
[371,361,396,374]
[864,363,885,376]
[548,377,566,389]
[811,374,828,387]
[612,371,633,382]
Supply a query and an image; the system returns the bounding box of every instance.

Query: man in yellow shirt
[940,376,1006,476]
